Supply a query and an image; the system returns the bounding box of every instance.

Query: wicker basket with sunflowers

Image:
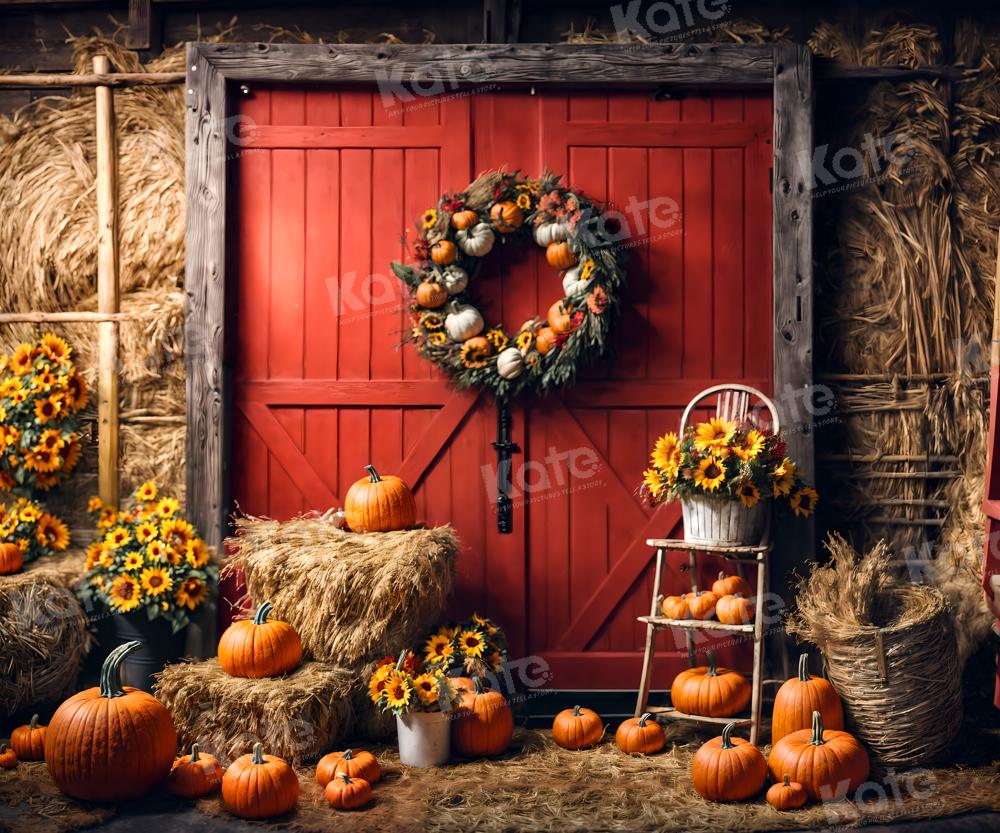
[78,481,218,632]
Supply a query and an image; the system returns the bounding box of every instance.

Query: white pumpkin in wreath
[534,221,570,247]
[440,265,469,295]
[562,264,589,296]
[457,223,496,257]
[496,346,525,380]
[445,303,484,341]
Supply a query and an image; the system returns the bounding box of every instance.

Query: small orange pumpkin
[767,711,869,801]
[415,280,448,309]
[771,653,845,744]
[325,771,372,810]
[344,464,416,533]
[552,705,603,750]
[452,677,514,758]
[489,201,524,232]
[766,774,808,810]
[316,748,381,787]
[716,593,754,625]
[217,601,303,679]
[431,239,457,265]
[0,542,24,575]
[10,714,46,761]
[712,571,752,597]
[166,743,225,799]
[0,745,18,770]
[222,743,299,820]
[683,590,718,621]
[546,241,577,269]
[691,722,767,801]
[670,650,751,718]
[615,713,665,755]
[535,326,557,355]
[547,300,574,334]
[451,209,478,229]
[660,594,689,620]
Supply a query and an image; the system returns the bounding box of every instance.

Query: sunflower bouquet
[640,419,818,516]
[422,612,508,676]
[0,333,86,494]
[77,481,218,632]
[0,496,70,563]
[367,651,460,716]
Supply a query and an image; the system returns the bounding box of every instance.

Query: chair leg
[635,623,657,717]
[749,554,767,746]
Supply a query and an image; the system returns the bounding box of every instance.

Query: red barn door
[229,86,773,690]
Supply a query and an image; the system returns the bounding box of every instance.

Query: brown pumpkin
[712,571,752,597]
[0,542,24,575]
[546,300,574,334]
[771,653,845,744]
[615,713,665,756]
[766,774,808,810]
[431,239,457,265]
[716,593,754,625]
[217,601,303,679]
[660,594,689,620]
[489,201,524,232]
[546,240,577,269]
[316,748,381,787]
[415,280,448,309]
[0,745,18,770]
[767,711,869,801]
[10,714,46,761]
[552,705,603,750]
[222,743,299,820]
[452,676,513,758]
[166,744,225,799]
[451,209,478,230]
[683,590,718,621]
[44,641,177,801]
[691,722,767,801]
[535,326,557,355]
[670,650,751,717]
[344,464,416,533]
[325,771,372,810]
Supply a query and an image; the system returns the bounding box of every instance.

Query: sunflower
[733,430,765,462]
[457,629,486,658]
[0,378,22,398]
[157,496,180,517]
[18,503,40,523]
[10,344,34,375]
[25,448,60,473]
[789,486,819,517]
[33,367,56,391]
[515,192,532,210]
[36,513,69,550]
[368,663,393,703]
[651,432,681,475]
[0,472,15,491]
[141,567,173,597]
[34,396,60,423]
[580,258,596,280]
[137,481,158,502]
[66,371,88,411]
[106,526,131,549]
[97,547,114,568]
[185,537,210,568]
[693,418,737,452]
[412,672,441,706]
[460,340,490,369]
[98,505,117,529]
[772,458,797,497]
[61,439,81,472]
[161,518,194,549]
[485,328,508,351]
[421,208,438,229]
[40,333,71,364]
[693,456,726,492]
[87,496,104,513]
[11,389,28,405]
[736,481,761,508]
[525,352,540,368]
[146,540,168,561]
[642,468,666,499]
[37,429,64,452]
[84,541,104,569]
[471,612,496,634]
[424,632,453,665]
[429,331,447,346]
[123,551,144,571]
[515,330,534,351]
[108,574,142,612]
[174,577,208,611]
[383,671,412,710]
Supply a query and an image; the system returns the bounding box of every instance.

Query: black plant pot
[107,612,186,692]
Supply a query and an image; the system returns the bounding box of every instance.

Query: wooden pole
[0,72,183,89]
[94,55,120,508]
[0,311,134,324]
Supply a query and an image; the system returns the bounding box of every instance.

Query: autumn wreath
[391,170,626,398]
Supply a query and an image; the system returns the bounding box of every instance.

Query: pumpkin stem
[364,464,381,483]
[572,705,582,716]
[637,713,652,727]
[718,571,726,581]
[253,601,273,625]
[720,722,736,750]
[783,774,791,787]
[28,714,38,730]
[342,749,353,760]
[191,743,200,762]
[99,640,142,698]
[706,650,718,677]
[473,676,486,695]
[251,742,265,765]
[339,772,353,784]
[809,710,826,746]
[798,653,810,682]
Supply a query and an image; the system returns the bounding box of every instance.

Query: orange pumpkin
[767,711,869,801]
[683,590,718,621]
[766,774,808,810]
[716,593,754,625]
[431,239,457,265]
[771,653,844,744]
[415,280,448,309]
[489,201,524,232]
[0,745,18,770]
[44,641,177,801]
[0,542,23,575]
[660,594,689,620]
[325,771,372,810]
[615,713,665,755]
[670,650,750,717]
[546,300,574,334]
[712,571,752,597]
[316,748,381,787]
[10,714,46,761]
[691,722,767,801]
[552,705,603,750]
[451,209,478,230]
[222,743,299,819]
[217,601,303,679]
[535,326,558,355]
[344,464,416,533]
[166,744,225,799]
[546,241,577,269]
[452,677,513,758]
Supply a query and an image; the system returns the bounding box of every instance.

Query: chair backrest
[680,384,780,434]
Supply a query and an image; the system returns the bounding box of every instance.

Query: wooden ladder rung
[637,615,755,634]
[646,706,752,727]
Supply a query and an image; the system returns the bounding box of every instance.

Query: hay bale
[226,516,457,664]
[154,658,354,765]
[0,554,91,716]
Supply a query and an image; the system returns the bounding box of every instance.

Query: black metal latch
[491,398,520,534]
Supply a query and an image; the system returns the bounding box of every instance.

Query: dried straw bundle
[788,533,962,766]
[0,762,115,833]
[0,553,91,716]
[225,516,457,664]
[154,658,354,765]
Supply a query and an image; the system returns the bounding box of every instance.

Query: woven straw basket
[681,494,768,546]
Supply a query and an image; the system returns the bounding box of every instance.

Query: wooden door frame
[184,43,814,608]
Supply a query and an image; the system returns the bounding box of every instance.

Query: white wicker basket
[681,495,768,547]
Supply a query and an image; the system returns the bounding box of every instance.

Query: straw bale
[225,516,458,664]
[154,658,355,765]
[0,553,91,716]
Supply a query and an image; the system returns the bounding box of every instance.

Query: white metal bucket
[681,494,768,547]
[396,711,451,767]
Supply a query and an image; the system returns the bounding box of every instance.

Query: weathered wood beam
[0,72,183,88]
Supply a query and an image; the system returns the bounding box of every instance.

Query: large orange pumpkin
[615,713,665,755]
[44,641,177,801]
[546,241,577,269]
[670,651,750,717]
[712,571,752,597]
[222,743,299,819]
[451,209,478,230]
[766,774,808,810]
[0,542,23,575]
[10,714,46,761]
[452,677,513,758]
[767,711,869,801]
[691,722,767,801]
[344,464,416,533]
[552,705,603,750]
[316,748,381,787]
[166,744,225,799]
[217,601,303,678]
[489,201,524,232]
[771,653,844,744]
[325,771,373,810]
[716,593,754,625]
